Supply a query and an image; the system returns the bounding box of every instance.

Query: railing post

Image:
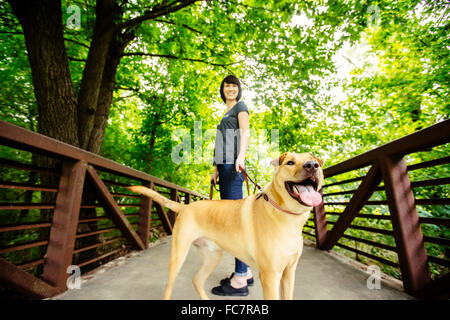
[185,192,191,205]
[169,188,179,226]
[86,165,145,250]
[379,155,432,297]
[154,201,173,235]
[137,181,153,248]
[0,257,60,298]
[320,164,382,251]
[42,160,87,290]
[313,190,328,248]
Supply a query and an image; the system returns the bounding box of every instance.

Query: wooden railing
[0,120,207,299]
[307,119,450,299]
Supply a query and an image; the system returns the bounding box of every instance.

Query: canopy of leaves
[0,0,448,279]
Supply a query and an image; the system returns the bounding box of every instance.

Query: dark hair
[220,75,242,103]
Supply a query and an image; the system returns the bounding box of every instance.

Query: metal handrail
[312,119,450,299]
[0,119,206,199]
[323,119,450,178]
[0,119,207,298]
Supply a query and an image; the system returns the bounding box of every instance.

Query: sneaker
[211,279,249,296]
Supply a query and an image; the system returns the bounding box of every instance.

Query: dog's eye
[286,161,295,165]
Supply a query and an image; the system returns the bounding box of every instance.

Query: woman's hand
[210,166,219,185]
[235,154,246,173]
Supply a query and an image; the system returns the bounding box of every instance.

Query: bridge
[0,119,449,299]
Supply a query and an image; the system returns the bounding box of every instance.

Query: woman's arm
[236,111,250,173]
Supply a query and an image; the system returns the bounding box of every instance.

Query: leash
[209,180,219,200]
[209,166,259,200]
[240,169,262,194]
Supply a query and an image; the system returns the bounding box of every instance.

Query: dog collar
[256,193,299,216]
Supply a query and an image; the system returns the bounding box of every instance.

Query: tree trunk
[77,0,119,150]
[87,31,135,154]
[147,122,158,172]
[8,0,78,147]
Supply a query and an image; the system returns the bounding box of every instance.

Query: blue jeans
[217,163,248,277]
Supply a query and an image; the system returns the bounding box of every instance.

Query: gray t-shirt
[213,101,249,165]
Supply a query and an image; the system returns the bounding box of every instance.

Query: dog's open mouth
[285,177,322,207]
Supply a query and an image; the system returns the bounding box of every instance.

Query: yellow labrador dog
[128,152,324,300]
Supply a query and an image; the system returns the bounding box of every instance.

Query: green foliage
[0,3,36,129]
[0,0,448,281]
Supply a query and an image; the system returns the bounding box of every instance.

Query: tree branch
[154,18,202,34]
[0,30,23,35]
[116,0,203,31]
[121,51,243,69]
[114,93,138,101]
[115,86,140,92]
[68,56,87,62]
[71,0,95,9]
[64,37,90,49]
[153,17,227,47]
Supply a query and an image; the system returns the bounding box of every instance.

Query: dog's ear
[270,152,288,167]
[308,153,324,167]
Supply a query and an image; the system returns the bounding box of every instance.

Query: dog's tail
[127,185,184,213]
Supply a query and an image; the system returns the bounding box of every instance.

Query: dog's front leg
[259,270,282,300]
[280,255,300,300]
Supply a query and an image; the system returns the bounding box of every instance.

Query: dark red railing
[1,119,448,299]
[306,119,450,299]
[0,120,207,298]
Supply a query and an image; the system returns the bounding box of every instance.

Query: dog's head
[270,152,324,209]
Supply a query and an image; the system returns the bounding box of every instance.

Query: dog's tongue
[294,184,322,207]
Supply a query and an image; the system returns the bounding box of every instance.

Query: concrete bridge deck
[53,237,413,300]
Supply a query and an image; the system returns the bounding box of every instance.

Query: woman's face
[223,82,239,102]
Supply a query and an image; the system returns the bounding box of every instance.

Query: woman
[210,75,253,296]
